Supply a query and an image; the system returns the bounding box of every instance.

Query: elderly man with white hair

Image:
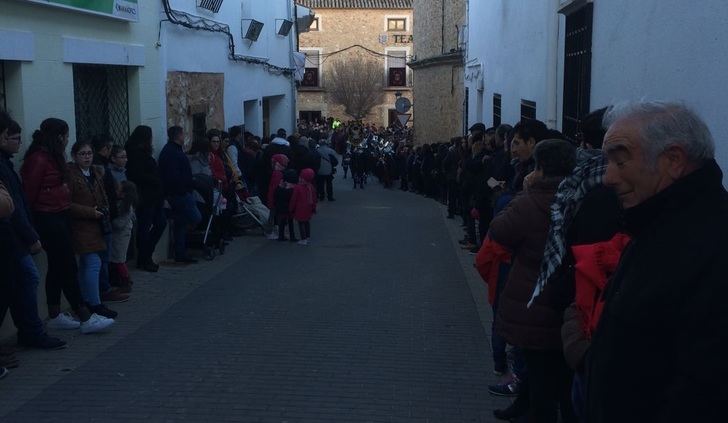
[585,101,728,422]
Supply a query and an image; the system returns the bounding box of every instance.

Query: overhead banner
[25,0,139,22]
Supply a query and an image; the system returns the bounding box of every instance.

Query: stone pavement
[0,177,511,422]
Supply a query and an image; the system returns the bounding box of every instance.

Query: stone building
[297,0,414,128]
[409,0,465,144]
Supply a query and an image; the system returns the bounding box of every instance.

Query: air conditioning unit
[242,19,264,42]
[276,19,293,36]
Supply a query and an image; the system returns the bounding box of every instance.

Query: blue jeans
[10,255,46,340]
[169,193,202,259]
[98,234,112,293]
[78,252,102,306]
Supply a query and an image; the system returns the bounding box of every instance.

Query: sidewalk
[0,234,267,417]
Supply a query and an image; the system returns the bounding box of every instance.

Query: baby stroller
[231,195,269,234]
[190,174,227,260]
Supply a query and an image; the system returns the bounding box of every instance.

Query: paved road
[1,177,508,422]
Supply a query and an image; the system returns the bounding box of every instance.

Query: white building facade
[161,0,300,140]
[465,0,728,173]
[0,0,164,147]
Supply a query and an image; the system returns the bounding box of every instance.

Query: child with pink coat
[289,168,317,245]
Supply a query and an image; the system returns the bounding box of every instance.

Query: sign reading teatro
[25,0,139,22]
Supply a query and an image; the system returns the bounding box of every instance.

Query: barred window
[73,64,130,145]
[521,99,536,121]
[493,93,502,127]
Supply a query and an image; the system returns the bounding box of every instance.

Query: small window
[493,94,502,127]
[301,51,320,87]
[310,17,320,31]
[387,18,407,31]
[521,99,536,121]
[387,51,407,87]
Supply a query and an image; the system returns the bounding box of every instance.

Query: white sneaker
[80,313,115,334]
[47,313,81,330]
[297,239,309,246]
[266,232,278,240]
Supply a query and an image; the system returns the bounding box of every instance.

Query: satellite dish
[395,97,412,114]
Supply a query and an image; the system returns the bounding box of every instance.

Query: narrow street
[0,178,508,422]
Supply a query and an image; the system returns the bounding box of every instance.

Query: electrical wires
[160,0,296,76]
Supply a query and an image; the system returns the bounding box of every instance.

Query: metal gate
[562,3,594,143]
[73,64,130,145]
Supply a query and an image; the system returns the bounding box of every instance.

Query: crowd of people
[0,111,348,380]
[2,103,726,421]
[384,101,727,422]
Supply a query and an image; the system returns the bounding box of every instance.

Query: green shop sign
[26,0,139,21]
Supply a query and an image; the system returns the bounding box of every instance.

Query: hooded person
[259,128,291,200]
[290,168,317,245]
[274,169,298,242]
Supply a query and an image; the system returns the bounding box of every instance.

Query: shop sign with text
[25,0,139,22]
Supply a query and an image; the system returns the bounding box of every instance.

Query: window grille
[73,64,129,145]
[301,51,320,87]
[387,51,407,87]
[520,99,536,122]
[493,93,502,127]
[562,3,593,142]
[197,0,224,13]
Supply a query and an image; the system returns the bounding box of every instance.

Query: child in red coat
[266,154,289,240]
[289,168,317,245]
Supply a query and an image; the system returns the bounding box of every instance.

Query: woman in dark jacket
[489,139,577,423]
[125,125,166,272]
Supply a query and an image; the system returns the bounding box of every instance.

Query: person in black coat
[586,102,728,423]
[125,126,166,271]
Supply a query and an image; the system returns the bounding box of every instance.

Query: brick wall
[298,8,414,127]
[411,0,465,144]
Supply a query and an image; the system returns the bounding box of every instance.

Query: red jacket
[267,170,283,209]
[571,233,631,337]
[475,236,512,305]
[290,183,316,221]
[209,152,228,189]
[20,150,71,213]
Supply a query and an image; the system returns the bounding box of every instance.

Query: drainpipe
[545,0,559,129]
[288,0,297,132]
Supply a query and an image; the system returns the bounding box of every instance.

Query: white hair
[603,101,714,166]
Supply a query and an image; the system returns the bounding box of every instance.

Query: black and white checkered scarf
[528,149,607,306]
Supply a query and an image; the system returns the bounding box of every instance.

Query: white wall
[590,0,728,176]
[163,0,296,135]
[466,0,560,129]
[0,0,165,149]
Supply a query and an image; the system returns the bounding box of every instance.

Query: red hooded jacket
[290,168,317,221]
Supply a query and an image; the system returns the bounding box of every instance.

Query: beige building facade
[297,0,413,128]
[410,0,465,144]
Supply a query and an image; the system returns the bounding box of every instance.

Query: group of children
[266,154,317,245]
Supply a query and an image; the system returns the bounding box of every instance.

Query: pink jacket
[267,170,283,209]
[289,169,317,221]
